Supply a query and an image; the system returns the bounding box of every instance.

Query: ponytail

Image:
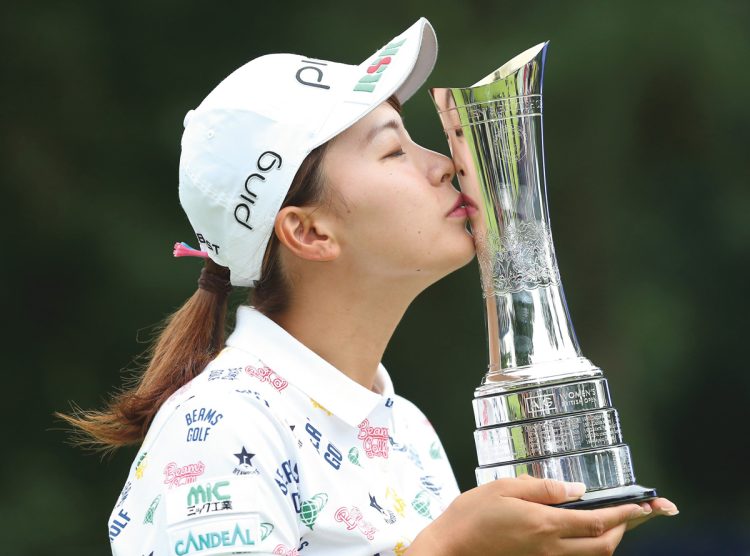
[57,259,231,451]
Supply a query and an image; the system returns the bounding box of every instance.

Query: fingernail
[662,506,679,516]
[639,503,653,514]
[565,482,587,498]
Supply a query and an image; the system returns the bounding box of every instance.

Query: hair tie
[173,242,232,296]
[198,261,232,297]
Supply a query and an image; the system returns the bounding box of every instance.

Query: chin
[455,234,478,266]
[452,248,477,274]
[427,244,477,283]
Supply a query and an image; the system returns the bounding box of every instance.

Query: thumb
[488,476,587,504]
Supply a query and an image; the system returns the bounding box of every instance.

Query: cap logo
[353,38,407,93]
[234,151,283,231]
[296,59,331,90]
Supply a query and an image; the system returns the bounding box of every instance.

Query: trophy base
[553,484,658,510]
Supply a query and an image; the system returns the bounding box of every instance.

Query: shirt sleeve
[150,383,303,555]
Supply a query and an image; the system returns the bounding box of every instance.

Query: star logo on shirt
[234,447,255,466]
[233,446,260,476]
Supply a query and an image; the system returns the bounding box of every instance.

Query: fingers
[627,498,679,531]
[557,503,648,538]
[558,523,627,556]
[488,476,587,505]
[625,503,655,531]
[646,497,679,516]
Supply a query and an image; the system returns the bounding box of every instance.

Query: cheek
[343,196,424,257]
[333,168,444,251]
[372,194,429,240]
[343,176,420,223]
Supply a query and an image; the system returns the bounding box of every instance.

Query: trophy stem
[482,284,597,391]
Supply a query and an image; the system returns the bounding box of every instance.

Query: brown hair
[59,96,400,451]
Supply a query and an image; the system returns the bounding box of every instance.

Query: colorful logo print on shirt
[245,365,288,392]
[310,398,332,416]
[429,440,444,460]
[166,475,276,533]
[272,545,300,556]
[207,367,241,381]
[108,508,131,542]
[357,419,389,458]
[275,459,301,512]
[393,541,408,556]
[115,481,131,508]
[420,475,442,497]
[353,39,407,93]
[305,420,343,470]
[369,493,397,524]
[170,516,260,555]
[385,487,407,518]
[187,481,232,517]
[389,436,423,468]
[185,407,224,443]
[233,447,260,476]
[260,522,274,541]
[411,490,433,520]
[299,493,328,530]
[334,505,378,540]
[348,447,362,467]
[143,495,161,524]
[164,461,206,488]
[135,452,148,479]
[235,389,271,408]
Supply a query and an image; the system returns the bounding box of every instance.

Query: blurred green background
[4,0,749,554]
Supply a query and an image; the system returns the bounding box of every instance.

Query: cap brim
[312,17,437,147]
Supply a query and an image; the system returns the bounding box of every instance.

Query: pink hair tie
[173,242,209,259]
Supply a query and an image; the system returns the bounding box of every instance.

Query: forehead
[332,103,403,146]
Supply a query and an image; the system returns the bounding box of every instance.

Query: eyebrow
[362,119,403,147]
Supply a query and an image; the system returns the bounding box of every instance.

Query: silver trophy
[431,43,656,508]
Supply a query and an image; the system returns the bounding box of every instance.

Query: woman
[64,18,677,556]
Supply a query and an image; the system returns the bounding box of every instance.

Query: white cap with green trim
[178,17,437,286]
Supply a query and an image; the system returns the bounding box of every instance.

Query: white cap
[178,18,437,286]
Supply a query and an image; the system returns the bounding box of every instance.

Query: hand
[407,476,678,556]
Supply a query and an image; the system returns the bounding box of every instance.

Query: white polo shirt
[108,306,460,556]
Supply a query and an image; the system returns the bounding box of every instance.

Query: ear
[274,206,341,263]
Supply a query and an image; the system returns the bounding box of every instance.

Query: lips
[447,193,479,217]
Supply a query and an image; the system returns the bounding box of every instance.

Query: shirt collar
[225,306,394,427]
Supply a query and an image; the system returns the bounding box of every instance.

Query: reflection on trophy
[431,43,657,508]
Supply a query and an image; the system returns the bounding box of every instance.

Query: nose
[427,150,456,188]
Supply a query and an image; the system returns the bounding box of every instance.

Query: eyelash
[387,149,405,158]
